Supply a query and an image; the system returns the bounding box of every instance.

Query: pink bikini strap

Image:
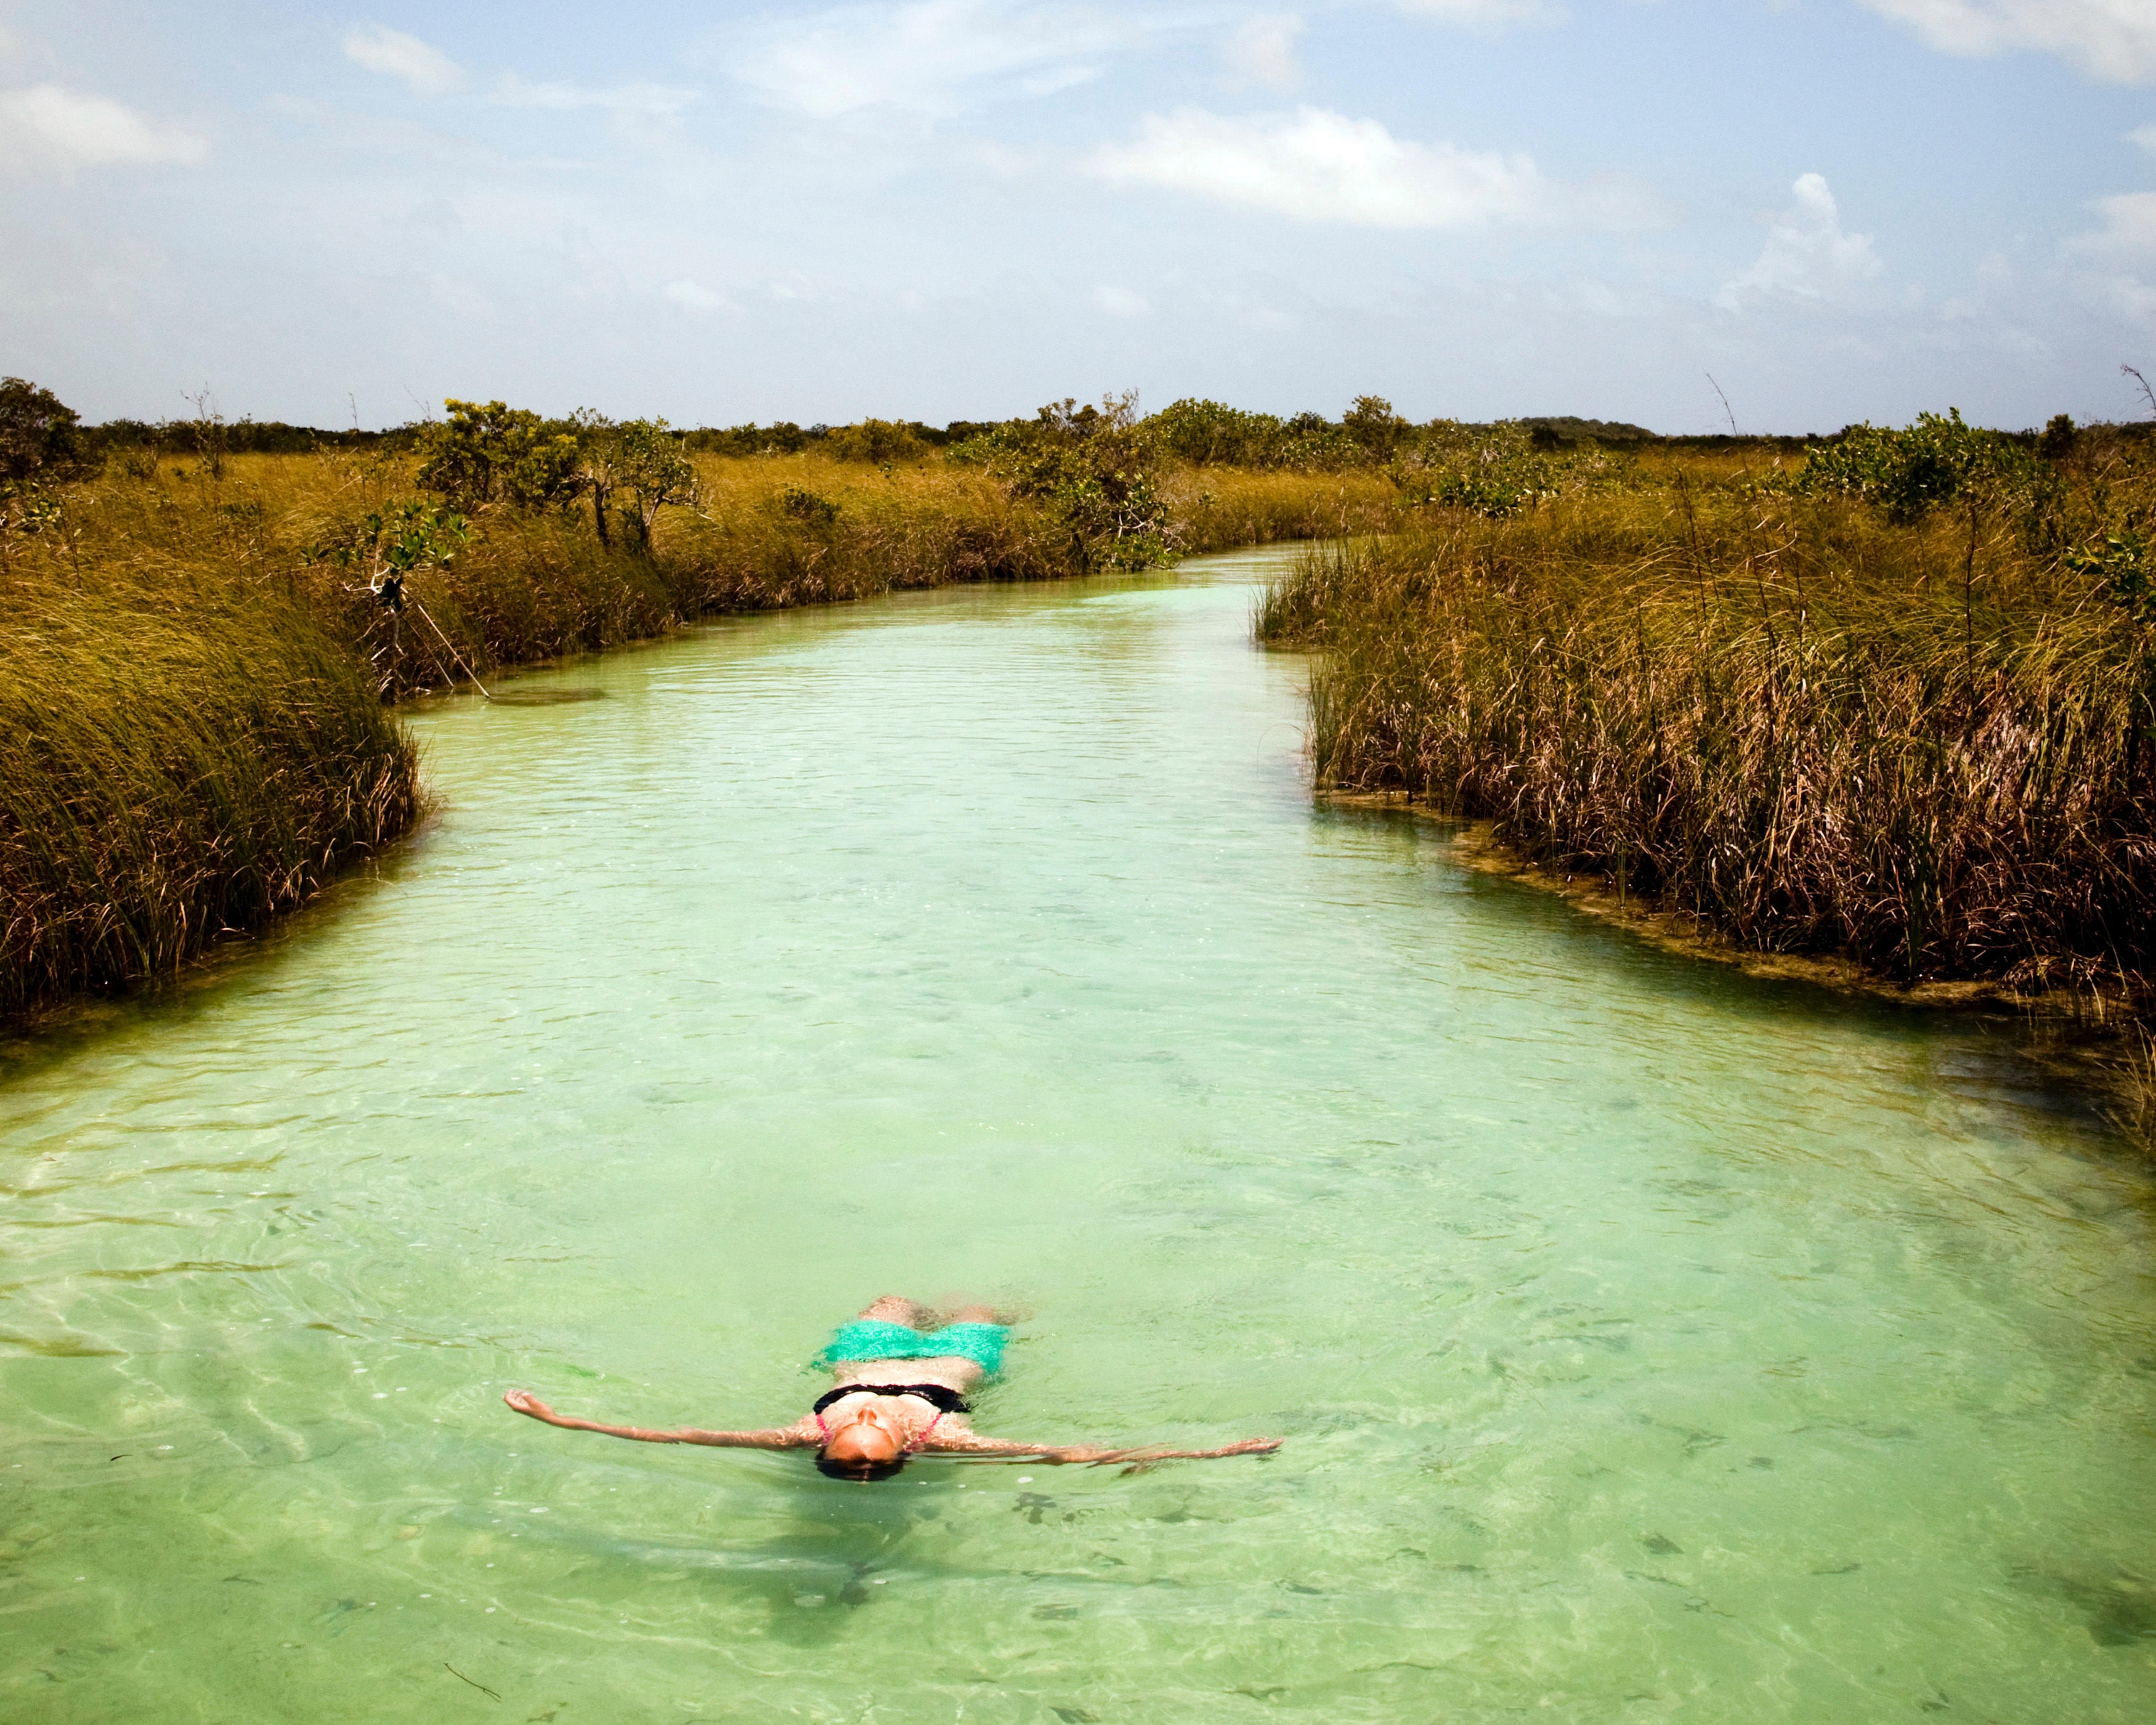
[816,1398,945,1450]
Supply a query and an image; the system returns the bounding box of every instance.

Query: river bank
[1,436,1404,1021]
[1260,426,2156,992]
[1323,791,2156,1139]
[1258,420,2156,1138]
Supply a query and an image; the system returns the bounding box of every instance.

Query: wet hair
[816,1448,908,1482]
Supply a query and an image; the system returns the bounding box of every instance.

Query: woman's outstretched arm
[925,1431,1280,1466]
[504,1389,813,1450]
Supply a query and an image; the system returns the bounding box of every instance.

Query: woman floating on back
[505,1295,1281,1482]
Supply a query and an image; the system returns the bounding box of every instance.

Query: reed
[4,439,1393,1018]
[1259,442,2156,990]
[1169,466,1404,552]
[74,448,1406,697]
[1,546,418,1017]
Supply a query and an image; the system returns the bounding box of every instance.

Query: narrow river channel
[5,546,2155,1722]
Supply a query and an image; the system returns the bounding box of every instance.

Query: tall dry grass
[1169,467,1404,552]
[71,449,1402,693]
[1,546,418,1017]
[1259,458,2156,988]
[5,444,1384,1017]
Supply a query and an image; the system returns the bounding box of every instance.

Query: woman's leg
[857,1294,933,1328]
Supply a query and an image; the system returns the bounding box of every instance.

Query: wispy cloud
[2065,191,2156,322]
[1855,1,2156,85]
[1716,174,1883,309]
[1391,0,1566,36]
[1089,106,1656,230]
[731,1,1143,118]
[665,279,738,313]
[492,75,702,118]
[1224,14,1303,89]
[0,84,208,166]
[2069,189,2156,252]
[2131,122,2156,150]
[342,23,464,97]
[1091,282,1151,317]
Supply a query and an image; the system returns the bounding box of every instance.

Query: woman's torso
[829,1354,981,1394]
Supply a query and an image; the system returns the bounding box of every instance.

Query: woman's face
[823,1405,903,1469]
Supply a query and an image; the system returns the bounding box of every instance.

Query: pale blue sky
[4,1,2154,431]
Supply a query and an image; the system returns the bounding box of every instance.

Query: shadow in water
[2014,1564,2156,1646]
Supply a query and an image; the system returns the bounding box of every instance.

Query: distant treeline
[85,418,411,455]
[76,404,2156,469]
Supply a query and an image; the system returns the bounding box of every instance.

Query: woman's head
[815,1403,910,1482]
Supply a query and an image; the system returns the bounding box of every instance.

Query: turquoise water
[4,547,2155,1723]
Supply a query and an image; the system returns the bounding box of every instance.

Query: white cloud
[1225,14,1303,89]
[1090,107,1546,229]
[342,24,465,97]
[732,1,1139,118]
[2062,196,2156,321]
[2070,189,2156,252]
[2131,122,2156,150]
[493,75,702,117]
[0,84,208,166]
[665,279,738,313]
[1856,1,2156,84]
[1392,0,1566,35]
[1716,173,1884,309]
[1091,282,1151,317]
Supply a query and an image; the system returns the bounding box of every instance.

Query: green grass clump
[1259,432,2156,988]
[1,553,418,1017]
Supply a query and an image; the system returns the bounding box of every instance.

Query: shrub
[0,377,96,484]
[1342,394,1411,462]
[824,419,930,464]
[776,484,840,526]
[1149,399,1289,468]
[1801,409,2037,524]
[417,399,582,512]
[954,393,1173,571]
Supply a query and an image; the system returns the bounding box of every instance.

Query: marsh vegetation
[16,375,2155,1042]
[0,386,1408,1017]
[1258,415,2156,1007]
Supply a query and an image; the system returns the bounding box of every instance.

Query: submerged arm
[504,1389,813,1450]
[925,1431,1281,1467]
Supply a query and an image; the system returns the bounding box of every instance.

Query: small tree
[417,399,582,512]
[0,377,95,485]
[953,392,1172,571]
[565,413,697,550]
[1342,394,1409,463]
[180,387,227,480]
[571,408,619,548]
[614,418,698,550]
